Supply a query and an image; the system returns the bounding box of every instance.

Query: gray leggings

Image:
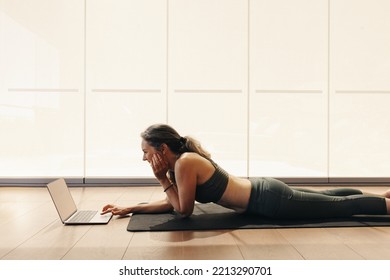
[246,178,387,219]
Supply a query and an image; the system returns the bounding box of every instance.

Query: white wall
[329,0,390,178]
[1,0,390,182]
[0,0,85,178]
[86,0,167,178]
[249,0,328,178]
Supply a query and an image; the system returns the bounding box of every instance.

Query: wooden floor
[2,185,390,260]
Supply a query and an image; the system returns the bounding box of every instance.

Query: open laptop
[47,178,112,225]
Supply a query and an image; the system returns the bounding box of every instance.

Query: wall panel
[86,0,167,177]
[0,0,84,178]
[329,0,390,177]
[168,0,248,176]
[249,0,328,178]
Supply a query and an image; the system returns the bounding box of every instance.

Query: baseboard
[0,177,84,186]
[0,177,159,187]
[1,177,390,187]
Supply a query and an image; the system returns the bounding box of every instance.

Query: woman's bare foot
[385,198,390,215]
[382,189,390,199]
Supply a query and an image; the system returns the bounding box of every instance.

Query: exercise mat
[127,203,390,232]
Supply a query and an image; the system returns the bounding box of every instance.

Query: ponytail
[179,136,211,160]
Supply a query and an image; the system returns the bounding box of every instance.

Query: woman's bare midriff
[217,176,252,213]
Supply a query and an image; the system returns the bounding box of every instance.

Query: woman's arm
[151,154,197,217]
[169,156,197,216]
[101,197,174,216]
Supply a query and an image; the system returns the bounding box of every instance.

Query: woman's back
[178,153,252,212]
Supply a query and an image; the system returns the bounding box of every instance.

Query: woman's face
[141,139,159,163]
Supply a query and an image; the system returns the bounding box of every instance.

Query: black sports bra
[195,160,229,203]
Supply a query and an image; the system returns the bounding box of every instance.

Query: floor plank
[278,228,364,259]
[326,226,390,259]
[231,229,304,259]
[62,217,133,260]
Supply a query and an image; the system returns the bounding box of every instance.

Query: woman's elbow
[177,207,193,217]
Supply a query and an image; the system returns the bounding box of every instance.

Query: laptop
[47,178,112,225]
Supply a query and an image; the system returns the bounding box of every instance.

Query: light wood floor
[2,185,390,260]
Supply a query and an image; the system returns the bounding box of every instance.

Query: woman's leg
[248,178,388,219]
[293,186,390,199]
[292,187,363,196]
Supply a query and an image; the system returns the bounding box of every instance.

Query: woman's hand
[151,153,169,181]
[101,204,131,216]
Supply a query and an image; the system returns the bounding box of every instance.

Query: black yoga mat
[127,203,390,232]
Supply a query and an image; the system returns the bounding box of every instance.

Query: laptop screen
[47,178,77,222]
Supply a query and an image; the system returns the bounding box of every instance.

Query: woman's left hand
[151,153,169,181]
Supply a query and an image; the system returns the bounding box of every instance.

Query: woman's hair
[140,124,211,160]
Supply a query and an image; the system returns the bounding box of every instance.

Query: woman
[102,124,390,218]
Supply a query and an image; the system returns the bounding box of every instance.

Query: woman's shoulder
[176,152,212,168]
[175,153,216,182]
[177,152,202,162]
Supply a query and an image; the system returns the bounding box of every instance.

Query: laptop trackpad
[90,212,112,223]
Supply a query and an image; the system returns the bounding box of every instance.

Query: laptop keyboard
[67,210,97,223]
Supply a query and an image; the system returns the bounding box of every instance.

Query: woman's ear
[160,143,168,154]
